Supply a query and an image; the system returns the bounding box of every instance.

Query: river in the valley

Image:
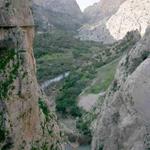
[41,72,91,150]
[41,72,70,89]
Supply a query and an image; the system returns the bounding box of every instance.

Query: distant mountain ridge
[78,0,150,44]
[32,0,84,31]
[83,0,126,24]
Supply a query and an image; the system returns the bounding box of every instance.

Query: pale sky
[76,0,100,11]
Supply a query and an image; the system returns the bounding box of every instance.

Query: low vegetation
[86,59,119,94]
[76,111,96,137]
[34,29,138,118]
[0,48,20,100]
[37,98,63,150]
[34,29,105,83]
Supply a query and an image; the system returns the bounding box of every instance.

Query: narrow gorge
[1,0,150,150]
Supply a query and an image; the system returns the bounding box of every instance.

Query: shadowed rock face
[92,27,150,150]
[39,0,82,18]
[84,0,126,24]
[0,0,63,149]
[32,0,83,31]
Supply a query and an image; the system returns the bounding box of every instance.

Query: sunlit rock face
[92,27,150,150]
[79,0,150,44]
[78,0,126,43]
[0,0,34,26]
[107,0,150,40]
[0,0,63,149]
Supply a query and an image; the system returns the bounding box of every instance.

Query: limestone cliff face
[79,0,150,44]
[0,0,63,149]
[78,19,115,44]
[78,0,126,43]
[0,0,34,26]
[92,28,150,150]
[84,0,125,24]
[32,0,83,31]
[106,0,150,40]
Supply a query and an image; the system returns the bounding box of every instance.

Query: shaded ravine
[41,72,70,89]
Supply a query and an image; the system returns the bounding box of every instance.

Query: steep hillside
[32,0,83,31]
[84,0,125,24]
[0,0,63,149]
[79,0,150,44]
[92,27,150,150]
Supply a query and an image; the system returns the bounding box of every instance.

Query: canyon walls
[92,27,150,150]
[0,0,63,149]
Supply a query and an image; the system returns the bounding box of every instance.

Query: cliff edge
[0,0,63,149]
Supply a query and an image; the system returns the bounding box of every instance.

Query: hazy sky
[76,0,100,11]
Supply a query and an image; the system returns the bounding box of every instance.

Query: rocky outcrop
[79,0,150,44]
[32,0,83,31]
[92,27,150,150]
[0,0,63,149]
[106,0,150,40]
[84,0,125,24]
[78,18,115,44]
[78,0,126,43]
